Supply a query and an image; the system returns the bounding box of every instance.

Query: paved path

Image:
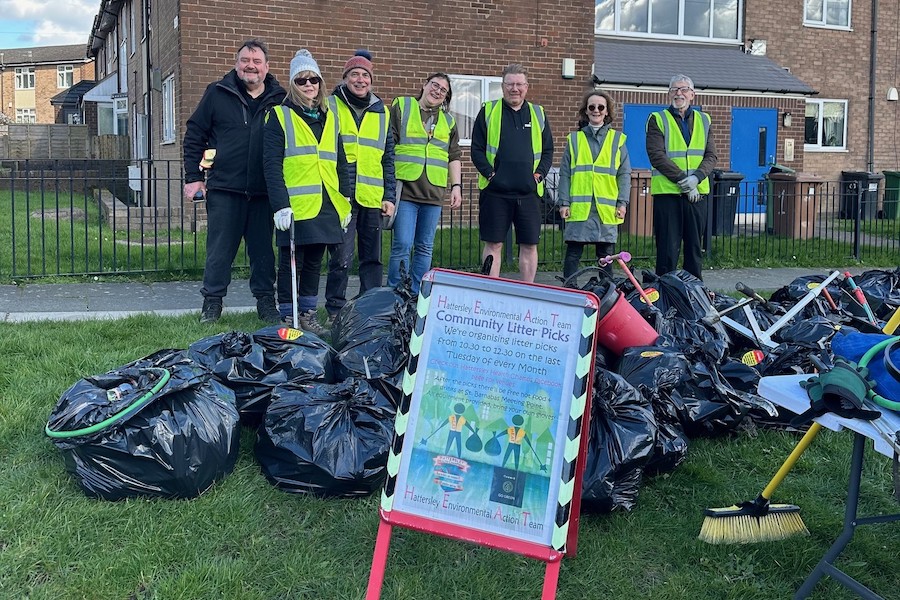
[0,267,863,322]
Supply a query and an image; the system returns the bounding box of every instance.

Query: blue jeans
[387,200,442,294]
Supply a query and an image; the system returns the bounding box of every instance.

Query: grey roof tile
[594,38,816,95]
[0,44,90,66]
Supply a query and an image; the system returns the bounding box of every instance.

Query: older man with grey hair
[646,74,717,279]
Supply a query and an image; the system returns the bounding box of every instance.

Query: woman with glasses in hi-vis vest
[558,89,632,282]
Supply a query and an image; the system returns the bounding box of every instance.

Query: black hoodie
[183,69,287,196]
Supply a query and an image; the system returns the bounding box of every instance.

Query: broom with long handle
[699,423,819,544]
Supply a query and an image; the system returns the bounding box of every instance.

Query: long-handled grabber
[599,251,654,306]
[289,222,298,329]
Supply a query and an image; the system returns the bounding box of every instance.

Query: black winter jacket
[183,70,287,196]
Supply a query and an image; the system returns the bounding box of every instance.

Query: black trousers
[200,190,275,300]
[563,242,615,280]
[325,201,383,315]
[653,193,707,280]
[277,243,327,305]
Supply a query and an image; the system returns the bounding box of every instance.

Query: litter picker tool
[843,271,878,326]
[598,251,654,306]
[717,270,842,350]
[289,222,298,329]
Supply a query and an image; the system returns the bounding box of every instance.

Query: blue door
[622,103,667,170]
[730,107,777,213]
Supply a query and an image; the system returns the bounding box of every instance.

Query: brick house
[0,45,95,124]
[86,0,898,210]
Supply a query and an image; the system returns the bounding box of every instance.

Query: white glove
[678,175,699,192]
[274,208,293,231]
[687,188,702,203]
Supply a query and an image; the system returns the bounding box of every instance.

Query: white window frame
[114,96,129,135]
[595,0,743,43]
[15,67,35,90]
[129,0,136,55]
[134,111,148,159]
[804,98,848,152]
[447,74,503,146]
[162,74,176,143]
[57,65,74,89]
[15,108,36,123]
[803,0,851,29]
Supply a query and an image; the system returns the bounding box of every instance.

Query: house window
[58,65,74,88]
[595,0,741,42]
[804,99,847,150]
[162,74,176,143]
[114,97,129,136]
[16,108,36,123]
[804,0,851,28]
[15,67,35,90]
[129,0,136,55]
[134,112,148,159]
[448,75,503,145]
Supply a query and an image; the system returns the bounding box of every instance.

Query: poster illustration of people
[392,274,586,547]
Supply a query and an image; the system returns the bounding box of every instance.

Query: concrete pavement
[0,266,864,323]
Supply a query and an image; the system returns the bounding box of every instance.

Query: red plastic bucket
[596,289,658,355]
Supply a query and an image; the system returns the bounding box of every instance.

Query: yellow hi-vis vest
[649,109,711,195]
[566,129,625,225]
[506,426,525,445]
[327,96,389,208]
[477,100,546,196]
[393,96,454,187]
[272,105,351,227]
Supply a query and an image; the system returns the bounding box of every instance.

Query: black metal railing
[1,159,898,279]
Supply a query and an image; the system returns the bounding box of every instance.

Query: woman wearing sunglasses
[558,89,632,281]
[263,49,351,337]
[387,73,463,295]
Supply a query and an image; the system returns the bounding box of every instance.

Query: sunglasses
[587,104,607,112]
[294,76,321,86]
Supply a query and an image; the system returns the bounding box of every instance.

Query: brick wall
[746,1,900,179]
[174,0,596,186]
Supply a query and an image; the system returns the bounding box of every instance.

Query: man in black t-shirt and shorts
[470,63,553,282]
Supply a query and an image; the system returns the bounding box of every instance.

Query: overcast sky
[0,0,97,50]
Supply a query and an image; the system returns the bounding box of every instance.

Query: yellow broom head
[698,497,810,544]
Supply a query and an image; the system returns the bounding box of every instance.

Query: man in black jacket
[183,39,286,323]
[471,63,553,283]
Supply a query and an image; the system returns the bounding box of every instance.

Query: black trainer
[256,296,280,324]
[199,298,222,324]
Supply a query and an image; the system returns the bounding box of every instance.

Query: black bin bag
[581,368,656,513]
[331,286,416,381]
[46,350,240,500]
[255,378,396,497]
[188,326,334,427]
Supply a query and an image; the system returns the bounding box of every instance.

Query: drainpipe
[867,0,877,172]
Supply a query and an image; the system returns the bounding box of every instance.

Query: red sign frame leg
[366,520,393,600]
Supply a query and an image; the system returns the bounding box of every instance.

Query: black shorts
[478,191,542,245]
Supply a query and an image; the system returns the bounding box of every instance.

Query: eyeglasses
[428,80,449,95]
[587,103,607,112]
[294,76,321,86]
[670,86,693,94]
[503,81,529,89]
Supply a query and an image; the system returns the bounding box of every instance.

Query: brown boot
[298,309,329,338]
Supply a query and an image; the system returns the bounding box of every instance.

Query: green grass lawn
[3,314,900,598]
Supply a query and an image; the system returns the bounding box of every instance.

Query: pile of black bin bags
[579,267,898,513]
[46,281,416,501]
[46,267,899,509]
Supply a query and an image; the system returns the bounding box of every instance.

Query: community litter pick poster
[390,270,596,547]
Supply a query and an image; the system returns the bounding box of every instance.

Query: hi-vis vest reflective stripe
[273,106,350,226]
[393,96,454,187]
[566,129,625,225]
[478,100,546,196]
[327,96,389,208]
[649,109,711,195]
